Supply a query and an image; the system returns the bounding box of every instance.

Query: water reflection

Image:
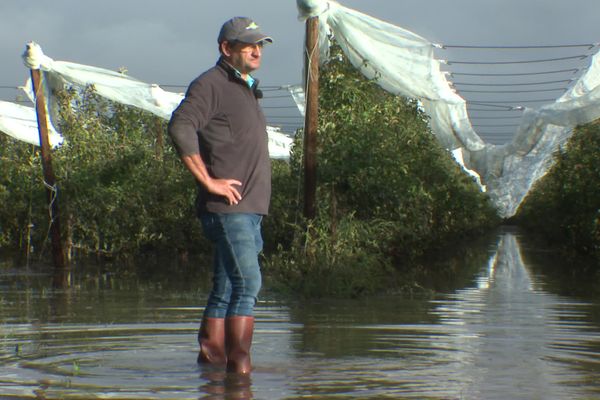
[199,369,253,399]
[430,233,600,399]
[1,231,599,399]
[283,231,600,399]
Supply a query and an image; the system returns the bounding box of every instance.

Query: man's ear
[220,41,232,57]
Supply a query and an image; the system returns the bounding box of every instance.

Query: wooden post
[303,16,319,220]
[30,68,68,288]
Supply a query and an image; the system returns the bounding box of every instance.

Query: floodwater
[1,230,600,399]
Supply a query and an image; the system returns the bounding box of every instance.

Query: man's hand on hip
[207,178,243,205]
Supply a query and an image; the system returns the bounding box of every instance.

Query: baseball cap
[218,17,273,45]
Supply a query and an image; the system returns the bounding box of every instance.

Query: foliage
[0,86,205,262]
[515,121,600,262]
[263,44,499,297]
[0,134,43,253]
[264,213,394,298]
[261,159,302,253]
[1,48,499,298]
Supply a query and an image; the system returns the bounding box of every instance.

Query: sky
[2,0,600,143]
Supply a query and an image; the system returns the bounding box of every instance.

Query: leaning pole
[29,66,68,288]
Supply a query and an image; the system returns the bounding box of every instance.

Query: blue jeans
[200,212,263,317]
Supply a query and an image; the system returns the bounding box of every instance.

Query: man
[168,16,272,374]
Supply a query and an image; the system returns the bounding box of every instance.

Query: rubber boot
[197,317,227,365]
[225,316,254,374]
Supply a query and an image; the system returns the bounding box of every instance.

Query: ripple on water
[2,231,600,399]
[1,322,206,399]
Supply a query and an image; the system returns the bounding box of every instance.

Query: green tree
[1,87,206,263]
[263,45,499,297]
[0,133,43,255]
[516,121,600,262]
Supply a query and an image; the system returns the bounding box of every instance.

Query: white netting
[0,42,292,159]
[296,0,600,217]
[4,4,600,217]
[0,100,63,148]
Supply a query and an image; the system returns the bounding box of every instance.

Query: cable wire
[475,132,516,136]
[265,116,303,120]
[261,94,295,99]
[450,69,579,77]
[472,124,520,127]
[470,98,558,104]
[467,102,516,110]
[471,116,522,120]
[261,87,288,92]
[446,54,589,65]
[468,108,523,112]
[452,79,573,86]
[442,43,596,50]
[262,105,299,109]
[39,179,59,261]
[457,87,567,94]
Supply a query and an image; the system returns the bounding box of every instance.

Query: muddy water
[1,231,599,399]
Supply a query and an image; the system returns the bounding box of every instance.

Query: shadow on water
[1,228,600,399]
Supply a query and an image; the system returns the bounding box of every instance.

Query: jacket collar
[217,58,260,89]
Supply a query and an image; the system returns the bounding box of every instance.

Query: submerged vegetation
[2,45,501,297]
[262,45,499,297]
[515,121,600,265]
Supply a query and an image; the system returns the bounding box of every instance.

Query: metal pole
[303,16,319,220]
[30,68,68,288]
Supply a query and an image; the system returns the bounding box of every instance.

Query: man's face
[222,41,263,75]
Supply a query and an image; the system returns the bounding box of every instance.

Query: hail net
[2,1,600,217]
[295,0,600,217]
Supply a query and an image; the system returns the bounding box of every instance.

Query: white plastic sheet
[7,42,293,159]
[296,0,600,217]
[0,100,63,147]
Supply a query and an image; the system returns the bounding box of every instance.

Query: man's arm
[168,79,242,205]
[181,153,242,206]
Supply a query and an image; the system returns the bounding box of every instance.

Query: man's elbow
[168,119,199,158]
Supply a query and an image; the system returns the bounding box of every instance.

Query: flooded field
[1,230,600,399]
